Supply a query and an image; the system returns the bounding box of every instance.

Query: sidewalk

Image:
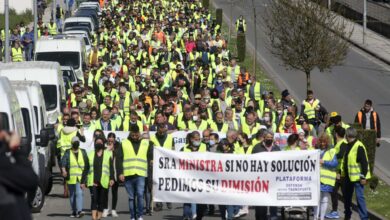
[341,13,390,65]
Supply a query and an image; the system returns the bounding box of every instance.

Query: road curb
[348,38,390,66]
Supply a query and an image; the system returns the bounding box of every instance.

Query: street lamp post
[252,0,257,76]
[34,0,38,49]
[363,0,367,44]
[4,0,10,63]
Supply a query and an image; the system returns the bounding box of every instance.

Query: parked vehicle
[0,62,66,125]
[34,38,87,80]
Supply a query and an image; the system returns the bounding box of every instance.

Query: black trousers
[331,177,343,211]
[90,185,107,212]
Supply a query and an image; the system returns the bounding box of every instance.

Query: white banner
[153,148,320,206]
[81,130,226,152]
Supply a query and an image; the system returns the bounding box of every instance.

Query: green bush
[355,128,377,175]
[237,33,246,61]
[216,8,223,27]
[0,9,33,30]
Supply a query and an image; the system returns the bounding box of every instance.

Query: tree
[264,0,352,92]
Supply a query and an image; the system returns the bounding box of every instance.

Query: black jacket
[0,147,38,220]
[355,109,381,138]
[252,142,281,153]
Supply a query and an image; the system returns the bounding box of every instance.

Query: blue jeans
[124,176,145,219]
[183,203,195,218]
[343,179,368,220]
[68,183,83,213]
[219,205,235,220]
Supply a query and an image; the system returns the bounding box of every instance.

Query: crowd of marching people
[21,0,382,220]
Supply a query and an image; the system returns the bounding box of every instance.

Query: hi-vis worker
[314,133,338,220]
[57,118,86,162]
[341,128,370,220]
[116,125,153,220]
[87,136,114,220]
[11,41,23,62]
[301,90,321,129]
[61,136,90,218]
[235,15,247,33]
[48,19,57,35]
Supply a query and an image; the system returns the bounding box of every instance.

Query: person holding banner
[314,134,338,220]
[251,130,280,220]
[116,125,153,220]
[149,123,174,212]
[216,139,236,220]
[87,137,115,220]
[181,131,207,220]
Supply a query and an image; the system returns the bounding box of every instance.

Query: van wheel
[30,183,45,213]
[45,169,53,195]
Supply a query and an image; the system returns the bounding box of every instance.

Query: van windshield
[64,22,92,30]
[36,52,80,69]
[41,85,57,111]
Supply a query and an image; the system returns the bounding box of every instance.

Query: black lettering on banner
[159,178,164,190]
[165,177,170,191]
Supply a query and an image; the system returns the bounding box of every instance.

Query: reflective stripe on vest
[320,149,337,186]
[68,149,85,184]
[87,150,112,188]
[122,139,149,177]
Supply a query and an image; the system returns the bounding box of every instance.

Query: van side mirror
[45,124,56,140]
[20,136,31,157]
[37,128,50,147]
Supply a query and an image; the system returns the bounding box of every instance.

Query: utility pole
[34,0,38,48]
[4,0,10,63]
[252,0,257,75]
[363,0,367,44]
[328,0,331,9]
[229,0,233,44]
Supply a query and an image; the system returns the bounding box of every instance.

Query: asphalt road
[213,0,390,181]
[32,174,359,220]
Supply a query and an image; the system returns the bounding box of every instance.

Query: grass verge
[365,179,390,219]
[0,9,33,30]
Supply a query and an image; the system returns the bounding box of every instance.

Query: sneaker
[111,210,119,217]
[70,212,76,218]
[76,211,84,218]
[145,210,152,216]
[137,218,144,220]
[192,214,197,220]
[102,209,109,217]
[234,208,248,218]
[325,211,340,219]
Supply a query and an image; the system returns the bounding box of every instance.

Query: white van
[0,61,66,125]
[12,83,51,213]
[0,76,26,137]
[34,38,87,80]
[63,30,92,54]
[63,17,95,34]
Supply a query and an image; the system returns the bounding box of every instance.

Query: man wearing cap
[326,112,350,145]
[61,136,89,218]
[280,89,297,113]
[116,125,153,220]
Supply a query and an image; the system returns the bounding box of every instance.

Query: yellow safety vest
[183,143,207,152]
[58,130,78,157]
[303,99,320,120]
[122,139,149,177]
[150,134,173,150]
[246,82,261,101]
[241,121,262,137]
[48,23,57,35]
[122,118,144,132]
[188,120,208,131]
[87,150,112,189]
[68,149,85,184]
[341,140,371,181]
[12,48,23,62]
[320,148,337,186]
[209,122,229,133]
